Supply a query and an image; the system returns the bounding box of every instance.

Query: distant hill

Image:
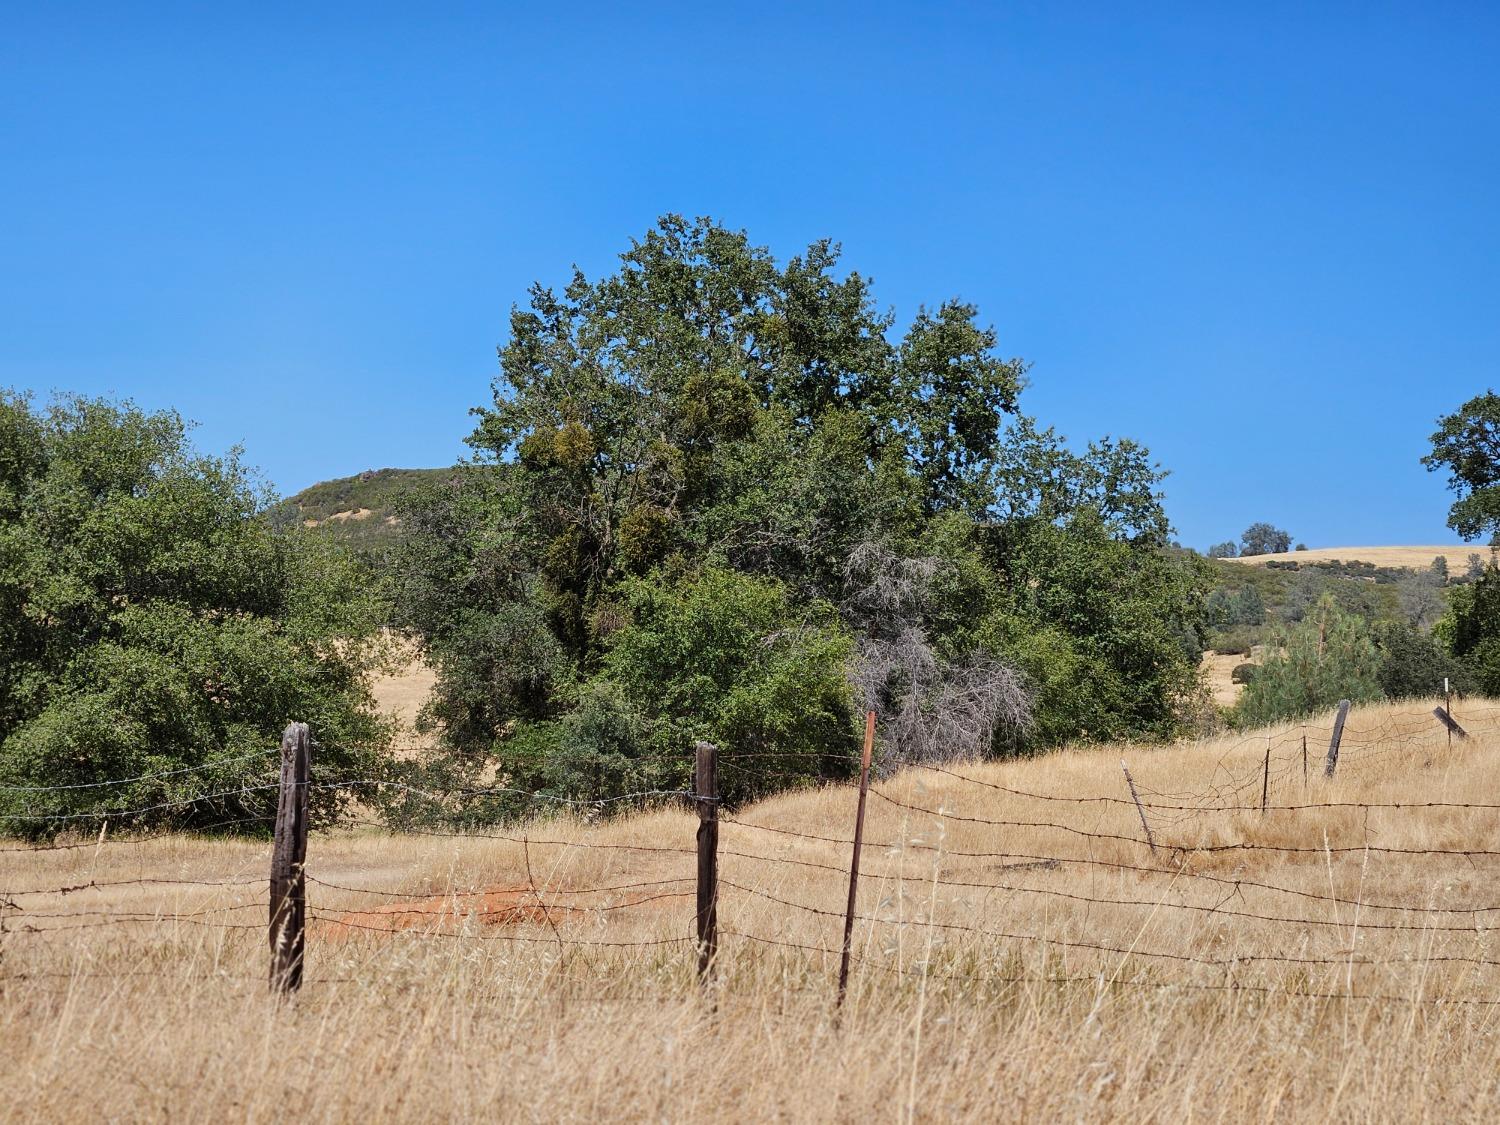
[268,467,455,549]
[1233,545,1487,572]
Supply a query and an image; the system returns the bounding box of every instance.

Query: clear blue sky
[3,3,1496,550]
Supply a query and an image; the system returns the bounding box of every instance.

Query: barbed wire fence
[1,696,1498,1011]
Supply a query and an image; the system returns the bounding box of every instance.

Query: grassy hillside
[4,698,1498,1118]
[1236,544,1489,572]
[1196,546,1487,702]
[268,467,454,549]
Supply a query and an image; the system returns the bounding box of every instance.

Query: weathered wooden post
[1260,736,1271,814]
[269,721,310,993]
[1445,678,1456,750]
[694,741,719,985]
[1323,700,1351,778]
[836,710,877,1010]
[1433,706,1468,742]
[1120,760,1157,855]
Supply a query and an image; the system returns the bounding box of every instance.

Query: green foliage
[0,393,391,837]
[393,216,1212,811]
[1437,564,1500,696]
[1206,585,1265,628]
[980,510,1209,745]
[1208,627,1260,656]
[1424,390,1500,543]
[1373,621,1464,701]
[1207,541,1238,558]
[1233,597,1383,727]
[492,568,857,808]
[1240,522,1292,556]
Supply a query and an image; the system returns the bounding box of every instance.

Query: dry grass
[1199,650,1259,707]
[370,636,438,750]
[1234,545,1485,571]
[4,699,1500,1121]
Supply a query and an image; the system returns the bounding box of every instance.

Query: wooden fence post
[694,741,719,985]
[1301,729,1308,789]
[836,710,877,1010]
[1120,760,1157,855]
[1445,678,1455,751]
[1260,737,1271,814]
[1323,700,1351,778]
[1433,707,1468,742]
[269,721,310,993]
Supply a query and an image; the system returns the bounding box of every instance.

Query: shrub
[1230,662,1260,685]
[491,567,860,808]
[1207,626,1261,656]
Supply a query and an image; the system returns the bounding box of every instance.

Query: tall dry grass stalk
[3,699,1500,1120]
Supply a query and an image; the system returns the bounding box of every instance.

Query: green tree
[1374,621,1464,701]
[981,509,1209,745]
[0,393,391,837]
[1240,522,1292,556]
[1234,596,1382,726]
[1436,563,1500,696]
[394,216,1210,805]
[1424,390,1500,543]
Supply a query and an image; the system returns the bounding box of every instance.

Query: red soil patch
[321,885,574,938]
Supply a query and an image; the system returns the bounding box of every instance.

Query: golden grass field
[369,637,438,749]
[1234,545,1487,571]
[4,697,1500,1121]
[1199,649,1260,708]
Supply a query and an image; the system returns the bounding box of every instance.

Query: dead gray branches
[843,540,1032,769]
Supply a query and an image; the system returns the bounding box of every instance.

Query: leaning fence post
[694,741,719,985]
[269,721,310,993]
[1437,677,1466,752]
[1323,700,1351,778]
[1433,706,1468,742]
[836,710,877,1010]
[1120,760,1157,855]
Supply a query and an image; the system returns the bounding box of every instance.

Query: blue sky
[3,3,1496,550]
